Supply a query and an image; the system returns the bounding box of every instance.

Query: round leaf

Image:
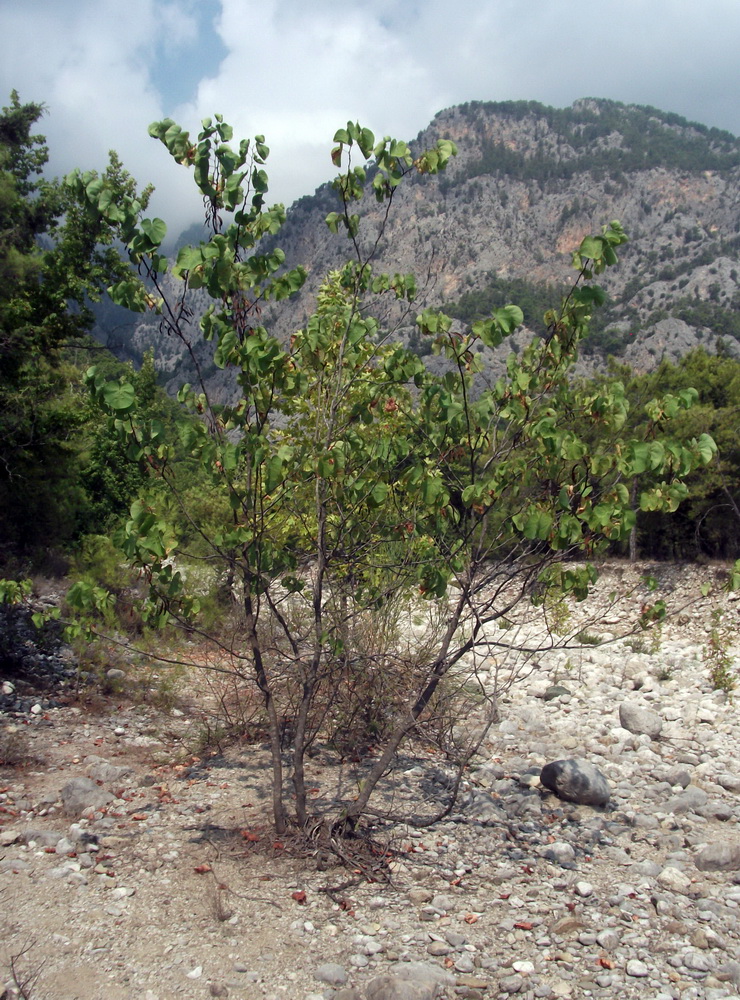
[102,381,136,413]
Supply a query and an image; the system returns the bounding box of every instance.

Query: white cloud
[172,0,441,215]
[0,0,199,236]
[3,0,740,240]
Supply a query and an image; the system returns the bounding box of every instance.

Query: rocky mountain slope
[94,98,740,398]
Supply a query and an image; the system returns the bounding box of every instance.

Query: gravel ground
[1,561,740,1000]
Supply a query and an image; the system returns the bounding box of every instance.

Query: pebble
[717,772,740,793]
[695,842,740,871]
[544,841,576,865]
[626,959,649,977]
[667,785,709,814]
[657,866,693,892]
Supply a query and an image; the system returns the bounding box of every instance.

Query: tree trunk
[629,476,638,563]
[244,590,288,835]
[336,590,470,833]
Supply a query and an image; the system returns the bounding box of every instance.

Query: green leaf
[579,235,602,260]
[369,482,388,506]
[494,305,524,333]
[421,477,443,506]
[102,381,136,413]
[140,217,167,245]
[697,433,717,464]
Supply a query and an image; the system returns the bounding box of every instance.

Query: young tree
[66,115,716,838]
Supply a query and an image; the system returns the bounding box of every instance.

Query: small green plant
[575,630,602,646]
[544,588,571,636]
[649,621,664,655]
[625,636,647,654]
[704,608,737,694]
[139,663,187,713]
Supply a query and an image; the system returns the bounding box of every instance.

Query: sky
[2,0,740,241]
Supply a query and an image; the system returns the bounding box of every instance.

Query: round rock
[619,702,663,739]
[364,975,435,1000]
[315,963,348,986]
[695,842,740,872]
[60,778,114,816]
[539,758,611,806]
[626,959,649,978]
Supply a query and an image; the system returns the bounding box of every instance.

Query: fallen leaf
[514,921,533,931]
[291,890,307,904]
[598,957,615,969]
[464,913,479,924]
[194,863,212,874]
[131,813,147,821]
[241,830,260,842]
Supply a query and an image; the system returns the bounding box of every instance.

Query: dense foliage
[0,93,172,569]
[615,350,740,559]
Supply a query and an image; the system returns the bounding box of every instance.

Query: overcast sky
[3,0,740,240]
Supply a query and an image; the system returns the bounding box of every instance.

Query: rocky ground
[2,562,740,1000]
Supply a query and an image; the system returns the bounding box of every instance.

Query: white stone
[512,960,535,975]
[626,959,649,978]
[574,881,594,898]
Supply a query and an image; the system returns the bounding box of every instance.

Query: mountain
[94,98,740,397]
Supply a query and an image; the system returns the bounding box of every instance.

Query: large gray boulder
[61,777,114,815]
[619,701,663,739]
[540,758,611,806]
[695,842,740,872]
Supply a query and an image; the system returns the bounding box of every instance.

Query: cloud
[173,0,442,215]
[0,0,200,234]
[3,0,740,240]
